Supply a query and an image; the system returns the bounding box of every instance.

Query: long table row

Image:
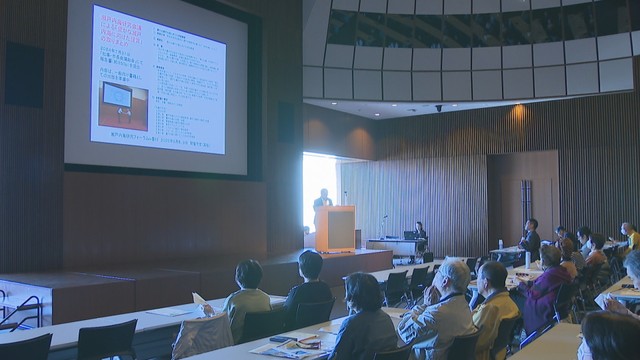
[186,307,407,359]
[0,295,286,359]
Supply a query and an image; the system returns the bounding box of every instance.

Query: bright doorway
[303,152,338,233]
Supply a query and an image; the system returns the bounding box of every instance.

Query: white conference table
[509,323,581,359]
[365,257,472,283]
[0,295,286,358]
[366,260,444,283]
[489,246,525,261]
[600,276,640,301]
[469,264,543,291]
[185,307,407,359]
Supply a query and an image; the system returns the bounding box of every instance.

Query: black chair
[447,326,481,360]
[239,307,286,344]
[519,322,554,349]
[407,266,429,305]
[423,270,436,287]
[383,271,408,307]
[0,332,52,360]
[490,315,521,360]
[77,319,137,360]
[465,258,478,277]
[609,256,626,283]
[554,282,577,322]
[294,297,336,329]
[422,252,434,263]
[373,340,414,360]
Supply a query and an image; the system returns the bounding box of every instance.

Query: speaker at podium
[315,206,355,253]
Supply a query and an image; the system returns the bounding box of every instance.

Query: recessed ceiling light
[452,104,458,107]
[374,113,380,116]
[331,102,337,105]
[391,104,397,107]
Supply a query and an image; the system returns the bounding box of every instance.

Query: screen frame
[64,0,263,182]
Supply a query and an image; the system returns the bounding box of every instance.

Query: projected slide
[91,5,226,154]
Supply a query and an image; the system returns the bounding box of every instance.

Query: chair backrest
[447,326,481,360]
[423,252,434,263]
[373,340,414,360]
[609,257,624,283]
[77,319,137,360]
[294,297,335,329]
[239,307,286,344]
[489,315,521,360]
[423,270,436,287]
[384,271,409,306]
[554,282,577,322]
[386,271,408,294]
[465,258,478,275]
[171,313,234,360]
[408,267,429,289]
[0,333,52,360]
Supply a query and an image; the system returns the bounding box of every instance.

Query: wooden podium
[315,206,356,253]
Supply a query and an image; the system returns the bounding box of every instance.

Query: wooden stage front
[0,249,392,327]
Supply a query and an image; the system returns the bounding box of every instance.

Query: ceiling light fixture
[331,102,337,105]
[374,113,380,117]
[391,104,397,107]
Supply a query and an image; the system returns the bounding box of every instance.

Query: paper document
[318,324,341,335]
[250,340,329,359]
[146,307,191,317]
[192,292,207,305]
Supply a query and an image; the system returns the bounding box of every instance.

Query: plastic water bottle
[498,239,504,250]
[525,251,531,269]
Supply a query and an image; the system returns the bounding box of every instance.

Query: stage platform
[0,249,392,327]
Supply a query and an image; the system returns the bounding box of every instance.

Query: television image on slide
[103,82,132,108]
[99,81,149,131]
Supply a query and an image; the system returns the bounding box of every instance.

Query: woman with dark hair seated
[329,272,398,360]
[578,310,640,360]
[515,245,572,334]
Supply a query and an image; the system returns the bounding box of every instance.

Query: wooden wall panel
[0,0,66,272]
[341,156,488,258]
[63,173,267,268]
[303,104,377,160]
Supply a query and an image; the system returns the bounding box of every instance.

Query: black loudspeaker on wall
[4,41,45,108]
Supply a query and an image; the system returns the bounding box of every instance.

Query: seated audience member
[584,234,610,285]
[578,311,640,360]
[329,272,397,360]
[621,222,640,254]
[283,250,333,329]
[472,261,520,360]
[397,259,475,360]
[556,226,579,252]
[519,218,541,261]
[556,238,578,280]
[222,259,271,343]
[577,226,593,259]
[605,250,640,319]
[515,245,572,335]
